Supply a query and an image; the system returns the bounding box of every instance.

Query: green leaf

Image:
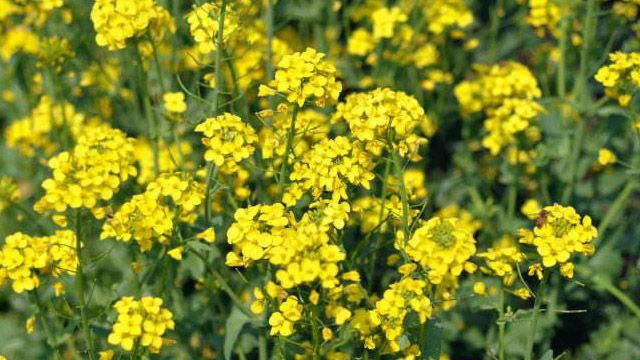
[539,349,553,360]
[421,317,443,360]
[224,306,251,360]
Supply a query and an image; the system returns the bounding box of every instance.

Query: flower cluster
[259,47,342,107]
[225,203,292,267]
[369,277,432,352]
[0,231,78,293]
[34,125,137,215]
[371,7,407,40]
[36,36,74,72]
[518,204,597,278]
[101,172,204,251]
[108,296,175,353]
[268,296,303,337]
[416,0,474,35]
[195,113,258,174]
[527,0,562,38]
[91,0,165,50]
[401,216,477,284]
[271,208,347,289]
[455,62,544,157]
[333,88,434,159]
[187,2,240,54]
[595,52,640,106]
[285,136,375,205]
[5,96,85,157]
[477,236,525,286]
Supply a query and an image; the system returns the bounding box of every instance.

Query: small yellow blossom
[598,148,617,166]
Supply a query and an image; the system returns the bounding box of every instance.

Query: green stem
[30,290,63,360]
[203,163,218,224]
[573,0,598,106]
[265,0,275,110]
[524,276,548,360]
[596,180,638,243]
[489,0,506,62]
[132,46,160,177]
[391,149,410,243]
[277,104,300,198]
[557,0,568,115]
[497,285,506,360]
[311,305,321,360]
[259,331,268,360]
[75,210,95,360]
[367,160,391,293]
[589,273,640,320]
[212,0,228,115]
[561,117,585,204]
[506,181,517,229]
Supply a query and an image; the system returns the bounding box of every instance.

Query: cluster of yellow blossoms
[268,296,303,337]
[91,0,168,50]
[368,277,432,352]
[455,62,544,160]
[519,204,597,278]
[286,136,375,205]
[259,48,342,107]
[225,203,292,267]
[195,113,258,174]
[478,236,526,286]
[108,296,175,353]
[5,96,85,157]
[333,88,434,159]
[187,2,240,54]
[595,52,640,106]
[271,208,348,289]
[401,217,477,284]
[34,125,137,215]
[413,0,474,35]
[36,36,74,72]
[371,7,407,40]
[527,0,563,37]
[101,172,204,251]
[0,231,77,293]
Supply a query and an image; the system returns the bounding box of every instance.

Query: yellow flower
[513,288,532,300]
[168,247,184,260]
[402,216,477,284]
[108,296,175,354]
[518,204,597,275]
[473,282,486,296]
[53,282,65,297]
[259,48,342,107]
[34,125,137,214]
[101,172,204,252]
[187,3,240,54]
[521,198,541,219]
[99,350,115,360]
[163,92,187,113]
[195,113,258,174]
[371,7,407,39]
[0,231,78,293]
[598,148,617,166]
[26,316,35,334]
[197,228,216,243]
[91,0,167,50]
[369,277,432,352]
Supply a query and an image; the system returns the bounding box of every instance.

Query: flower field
[1,0,640,359]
